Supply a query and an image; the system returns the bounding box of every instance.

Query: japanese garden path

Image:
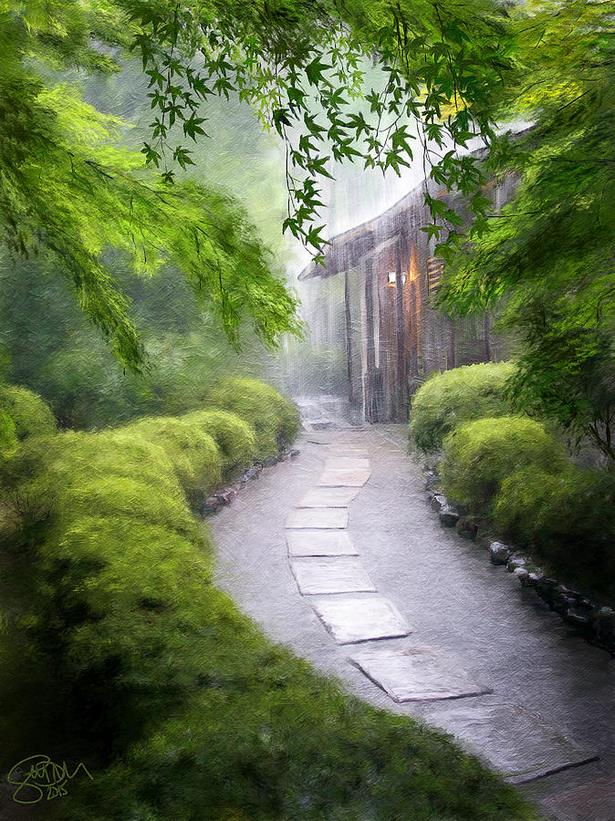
[210,426,615,820]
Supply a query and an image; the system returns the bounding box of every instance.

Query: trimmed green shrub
[0,384,56,443]
[494,466,615,595]
[204,377,300,458]
[0,403,535,820]
[125,416,222,505]
[0,409,16,458]
[0,440,204,566]
[182,409,256,478]
[441,415,567,512]
[409,362,516,452]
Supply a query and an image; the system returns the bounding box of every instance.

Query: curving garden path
[210,426,615,820]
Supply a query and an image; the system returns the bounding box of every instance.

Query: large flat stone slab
[319,469,371,487]
[324,457,370,470]
[349,645,491,703]
[290,558,376,595]
[423,702,598,783]
[311,595,411,644]
[286,507,348,529]
[286,530,358,557]
[298,487,361,507]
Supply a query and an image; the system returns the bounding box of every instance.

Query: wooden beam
[344,269,354,407]
[395,237,408,420]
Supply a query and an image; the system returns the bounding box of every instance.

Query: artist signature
[7,754,93,804]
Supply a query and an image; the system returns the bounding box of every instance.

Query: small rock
[489,541,511,566]
[431,494,446,512]
[536,577,559,606]
[526,571,542,587]
[439,503,460,527]
[290,449,301,458]
[214,488,238,506]
[514,567,530,584]
[565,605,595,630]
[551,585,576,615]
[203,495,223,514]
[507,555,526,573]
[241,464,262,483]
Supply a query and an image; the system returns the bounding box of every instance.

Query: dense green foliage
[440,416,567,513]
[494,466,615,598]
[425,365,614,599]
[0,1,299,371]
[440,0,615,458]
[0,385,56,444]
[121,416,222,506]
[181,409,257,475]
[409,362,515,452]
[205,377,301,458]
[0,258,278,430]
[3,0,612,461]
[0,0,519,371]
[127,0,512,257]
[0,383,534,820]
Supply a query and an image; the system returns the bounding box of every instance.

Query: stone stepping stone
[286,507,348,529]
[319,469,371,488]
[348,645,491,703]
[298,487,361,507]
[286,530,358,557]
[311,595,412,644]
[324,457,370,470]
[423,702,598,784]
[290,558,376,595]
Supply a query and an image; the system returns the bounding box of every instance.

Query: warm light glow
[407,247,419,283]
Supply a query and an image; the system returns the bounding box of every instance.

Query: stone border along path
[212,428,615,817]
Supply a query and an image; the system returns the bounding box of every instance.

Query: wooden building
[298,174,515,422]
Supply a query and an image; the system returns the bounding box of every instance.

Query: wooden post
[395,237,408,421]
[344,269,354,407]
[363,257,385,422]
[364,258,376,373]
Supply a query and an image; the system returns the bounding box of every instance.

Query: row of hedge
[0,380,534,819]
[409,364,615,598]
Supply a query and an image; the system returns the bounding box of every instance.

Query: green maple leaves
[127,1,511,257]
